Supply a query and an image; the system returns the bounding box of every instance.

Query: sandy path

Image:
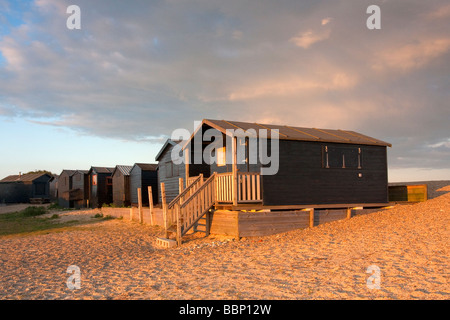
[0,182,448,300]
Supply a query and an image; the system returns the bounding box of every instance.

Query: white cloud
[429,139,450,148]
[426,3,450,19]
[289,29,330,49]
[372,38,450,72]
[228,73,357,101]
[321,17,332,25]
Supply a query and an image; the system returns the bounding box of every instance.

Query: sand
[0,181,448,300]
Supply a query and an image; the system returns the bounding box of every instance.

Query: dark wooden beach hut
[71,170,89,209]
[181,119,392,207]
[88,167,114,208]
[58,170,89,208]
[112,165,133,207]
[0,173,54,204]
[129,163,158,206]
[159,119,392,245]
[49,174,59,202]
[58,170,77,208]
[155,139,185,203]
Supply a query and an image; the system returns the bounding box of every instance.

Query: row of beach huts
[0,139,184,209]
[0,119,394,211]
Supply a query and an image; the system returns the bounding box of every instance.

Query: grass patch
[0,207,114,238]
[0,211,64,236]
[92,213,114,220]
[47,202,73,211]
[21,206,48,217]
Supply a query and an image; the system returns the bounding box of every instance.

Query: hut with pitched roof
[159,119,392,244]
[58,170,77,208]
[88,167,114,208]
[129,163,158,206]
[112,165,133,207]
[0,172,54,204]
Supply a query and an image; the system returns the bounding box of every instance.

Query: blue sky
[0,117,162,173]
[0,0,449,182]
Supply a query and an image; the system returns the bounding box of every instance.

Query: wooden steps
[194,216,208,233]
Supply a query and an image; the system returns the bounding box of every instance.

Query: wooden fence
[237,172,261,203]
[215,172,262,203]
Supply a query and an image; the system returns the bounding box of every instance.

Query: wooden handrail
[168,174,202,208]
[217,172,232,176]
[180,173,216,209]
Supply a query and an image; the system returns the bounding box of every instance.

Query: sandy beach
[0,181,448,300]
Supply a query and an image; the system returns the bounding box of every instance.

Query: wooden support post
[161,183,168,238]
[148,186,154,225]
[185,147,190,183]
[205,211,211,237]
[137,187,143,223]
[346,208,352,220]
[309,208,315,228]
[232,137,238,206]
[176,204,182,246]
[179,178,184,194]
[129,206,133,221]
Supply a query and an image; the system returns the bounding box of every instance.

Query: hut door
[237,137,250,172]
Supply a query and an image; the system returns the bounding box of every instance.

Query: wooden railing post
[148,186,154,225]
[161,183,168,238]
[346,208,353,220]
[137,187,143,224]
[179,178,184,194]
[185,147,190,183]
[309,208,315,228]
[176,204,182,246]
[232,137,238,206]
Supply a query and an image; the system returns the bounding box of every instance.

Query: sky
[0,0,449,182]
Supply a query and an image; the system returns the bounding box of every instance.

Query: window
[92,174,98,186]
[106,177,112,186]
[217,147,226,167]
[323,145,362,169]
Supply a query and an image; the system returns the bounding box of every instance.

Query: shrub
[21,206,48,217]
[49,214,60,219]
[47,202,63,210]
